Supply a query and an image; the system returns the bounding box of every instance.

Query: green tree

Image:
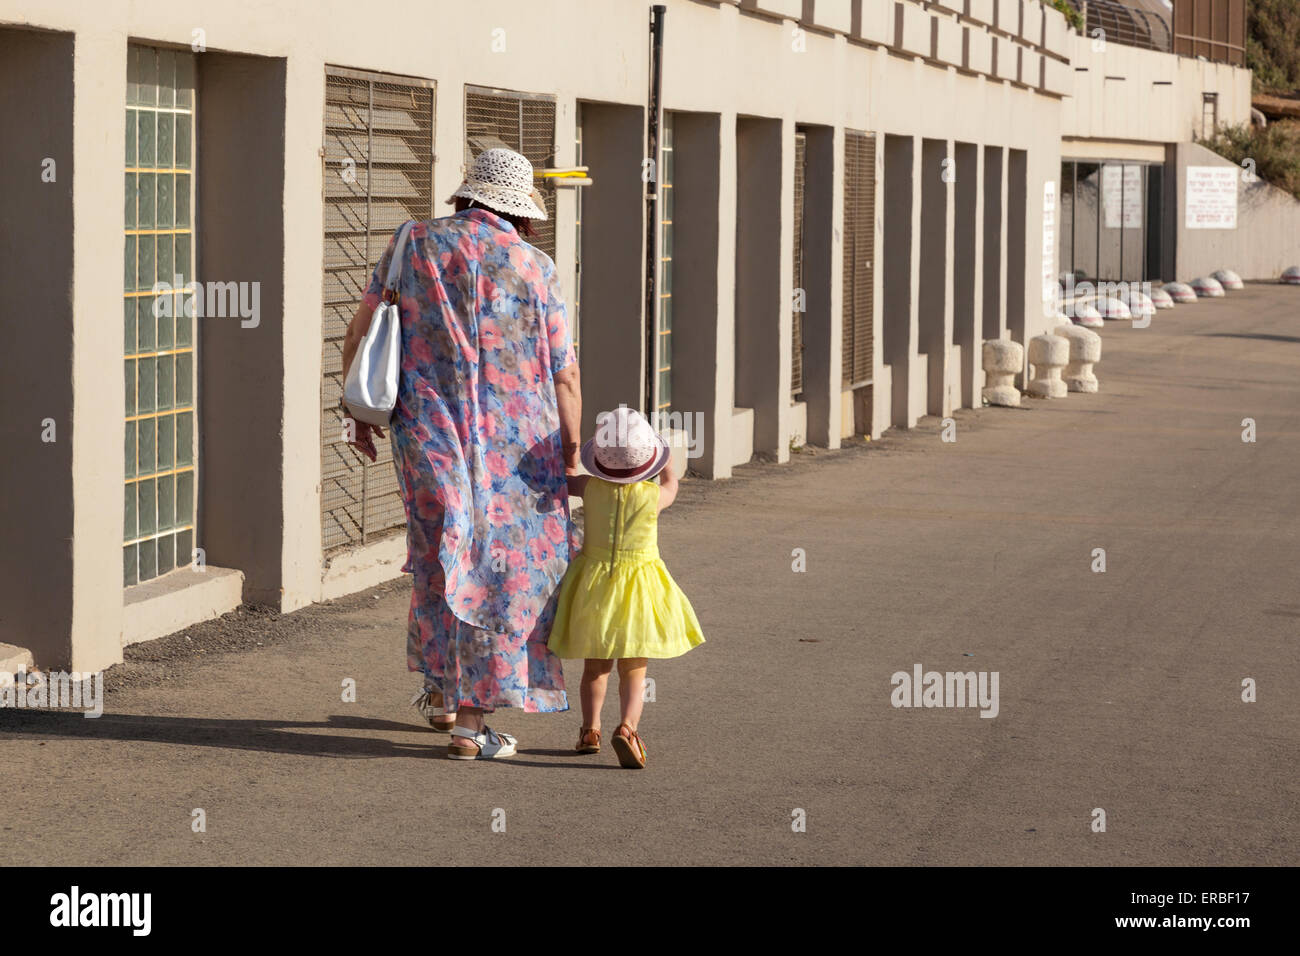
[1247,0,1300,92]
[1046,1,1084,34]
[1197,122,1300,201]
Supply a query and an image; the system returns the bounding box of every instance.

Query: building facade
[0,0,1266,672]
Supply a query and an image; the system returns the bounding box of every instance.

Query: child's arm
[656,458,678,512]
[567,473,590,497]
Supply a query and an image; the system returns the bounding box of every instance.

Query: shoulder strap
[383,221,415,292]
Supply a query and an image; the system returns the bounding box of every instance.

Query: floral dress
[361,208,575,712]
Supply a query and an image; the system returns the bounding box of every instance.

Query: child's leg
[580,659,615,730]
[616,658,649,732]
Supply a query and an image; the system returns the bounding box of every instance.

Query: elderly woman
[342,148,581,760]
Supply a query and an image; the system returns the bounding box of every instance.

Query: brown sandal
[610,723,647,769]
[576,727,601,754]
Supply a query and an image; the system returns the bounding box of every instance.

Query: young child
[547,407,705,769]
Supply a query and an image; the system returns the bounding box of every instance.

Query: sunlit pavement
[3,284,1297,865]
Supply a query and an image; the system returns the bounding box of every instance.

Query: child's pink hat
[581,407,670,484]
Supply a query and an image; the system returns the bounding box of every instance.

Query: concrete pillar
[70,29,130,672]
[281,54,326,610]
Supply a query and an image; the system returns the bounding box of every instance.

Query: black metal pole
[644,4,666,418]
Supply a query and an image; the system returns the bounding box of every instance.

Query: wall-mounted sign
[1042,180,1057,308]
[1185,165,1238,229]
[1102,164,1143,229]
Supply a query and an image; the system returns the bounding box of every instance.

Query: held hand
[563,441,581,475]
[347,416,385,463]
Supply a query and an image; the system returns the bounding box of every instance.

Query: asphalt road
[3,285,1297,865]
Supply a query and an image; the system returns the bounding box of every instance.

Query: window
[124,45,197,587]
[1059,159,1161,284]
[842,130,875,388]
[657,113,674,415]
[792,129,807,400]
[464,86,557,261]
[321,67,435,551]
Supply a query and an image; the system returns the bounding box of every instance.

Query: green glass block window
[125,44,197,587]
[657,113,674,415]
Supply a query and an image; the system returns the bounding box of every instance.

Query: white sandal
[410,689,456,733]
[447,725,518,760]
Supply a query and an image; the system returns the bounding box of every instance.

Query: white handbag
[344,221,413,425]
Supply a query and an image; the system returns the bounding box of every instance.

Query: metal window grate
[792,129,807,400]
[842,130,875,388]
[464,86,557,261]
[1172,0,1246,65]
[1066,0,1172,54]
[321,67,435,553]
[124,44,198,587]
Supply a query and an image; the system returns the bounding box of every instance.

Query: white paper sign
[1185,166,1238,229]
[1102,164,1143,229]
[1042,181,1057,306]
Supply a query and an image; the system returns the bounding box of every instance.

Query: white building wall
[1063,34,1252,146]
[4,0,1217,671]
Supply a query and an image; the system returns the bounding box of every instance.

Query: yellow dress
[548,477,705,660]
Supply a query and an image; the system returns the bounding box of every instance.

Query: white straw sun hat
[581,407,671,484]
[446,147,548,220]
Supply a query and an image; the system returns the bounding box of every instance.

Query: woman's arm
[657,458,678,512]
[554,363,582,474]
[341,300,374,391]
[341,300,385,462]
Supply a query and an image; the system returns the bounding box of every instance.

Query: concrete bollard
[1096,296,1132,320]
[1027,333,1069,399]
[1164,282,1197,303]
[1212,269,1243,291]
[1053,324,1102,393]
[981,339,1024,407]
[1072,301,1105,328]
[1149,287,1175,309]
[1126,290,1155,319]
[1281,266,1300,285]
[1191,276,1225,297]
